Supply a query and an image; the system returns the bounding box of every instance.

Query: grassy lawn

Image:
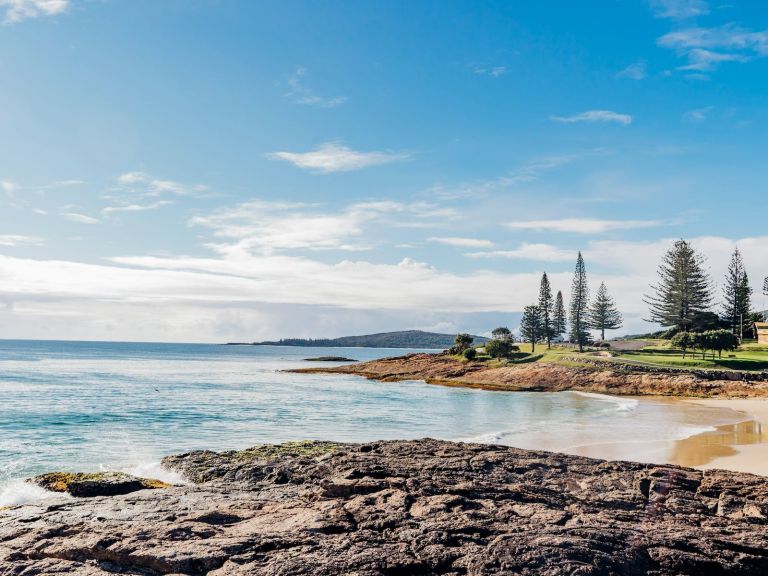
[465,340,768,372]
[605,340,768,372]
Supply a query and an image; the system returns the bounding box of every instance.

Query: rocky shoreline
[293,353,768,398]
[2,439,768,575]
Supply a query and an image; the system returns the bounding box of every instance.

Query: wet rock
[2,439,768,575]
[29,471,172,497]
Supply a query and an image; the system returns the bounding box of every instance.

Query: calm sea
[0,339,748,505]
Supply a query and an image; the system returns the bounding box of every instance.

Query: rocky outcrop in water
[294,353,768,397]
[2,439,768,575]
[29,471,172,498]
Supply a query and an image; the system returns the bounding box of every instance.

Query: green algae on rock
[29,471,173,497]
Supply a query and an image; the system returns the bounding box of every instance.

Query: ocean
[0,339,750,506]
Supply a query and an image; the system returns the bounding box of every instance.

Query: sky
[1,0,767,342]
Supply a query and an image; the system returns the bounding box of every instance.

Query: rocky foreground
[2,439,768,575]
[294,353,768,398]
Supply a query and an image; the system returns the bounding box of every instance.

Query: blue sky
[1,0,767,341]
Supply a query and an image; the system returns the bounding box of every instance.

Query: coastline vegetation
[448,238,768,373]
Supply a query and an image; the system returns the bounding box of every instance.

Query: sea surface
[0,339,751,506]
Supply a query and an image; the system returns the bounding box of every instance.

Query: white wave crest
[573,391,639,412]
[0,480,69,508]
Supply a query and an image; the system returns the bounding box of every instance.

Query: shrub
[463,347,477,360]
[454,333,473,353]
[485,338,515,358]
[670,332,693,358]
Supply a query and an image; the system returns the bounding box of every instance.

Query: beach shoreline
[295,353,768,476]
[680,398,768,476]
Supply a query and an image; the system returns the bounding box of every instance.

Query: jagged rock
[294,353,768,397]
[2,439,768,575]
[29,471,173,497]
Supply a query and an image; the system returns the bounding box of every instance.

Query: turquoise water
[0,339,748,505]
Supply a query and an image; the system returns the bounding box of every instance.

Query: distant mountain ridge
[238,330,489,349]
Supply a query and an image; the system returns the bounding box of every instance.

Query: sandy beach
[679,398,768,476]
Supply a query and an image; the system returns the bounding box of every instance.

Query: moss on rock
[29,471,172,497]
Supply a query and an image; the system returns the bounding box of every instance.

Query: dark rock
[2,439,768,574]
[304,356,358,362]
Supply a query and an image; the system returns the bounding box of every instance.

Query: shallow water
[0,339,750,505]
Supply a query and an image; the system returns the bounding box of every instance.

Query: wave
[572,391,640,412]
[0,480,68,508]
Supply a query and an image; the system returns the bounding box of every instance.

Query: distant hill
[239,330,489,349]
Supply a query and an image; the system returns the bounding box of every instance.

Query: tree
[569,252,590,352]
[520,305,544,353]
[453,333,473,353]
[721,247,751,339]
[553,290,567,341]
[693,332,712,360]
[538,272,554,348]
[463,347,477,360]
[670,332,693,359]
[588,282,623,341]
[491,327,512,341]
[710,329,739,359]
[644,239,713,333]
[485,338,516,358]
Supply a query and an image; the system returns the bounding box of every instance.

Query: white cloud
[1,234,767,340]
[472,65,507,77]
[506,218,664,234]
[61,212,99,224]
[190,199,451,255]
[683,105,714,122]
[266,142,409,173]
[102,201,173,216]
[1,0,68,24]
[550,110,633,125]
[650,0,709,20]
[1,180,19,195]
[617,61,647,80]
[428,237,493,248]
[658,24,768,72]
[285,68,347,108]
[0,234,43,247]
[466,243,575,262]
[114,171,201,196]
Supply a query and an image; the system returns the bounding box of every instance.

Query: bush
[454,333,473,353]
[485,338,515,358]
[463,348,477,360]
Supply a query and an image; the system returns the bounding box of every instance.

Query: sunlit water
[0,339,750,506]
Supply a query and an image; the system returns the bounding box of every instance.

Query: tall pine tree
[538,272,554,348]
[553,290,567,340]
[520,305,544,353]
[569,252,590,352]
[721,247,751,338]
[588,282,623,341]
[644,239,713,332]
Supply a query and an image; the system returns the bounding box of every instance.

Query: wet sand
[679,398,768,476]
[561,396,768,476]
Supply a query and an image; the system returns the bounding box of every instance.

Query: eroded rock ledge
[2,439,768,575]
[293,353,768,398]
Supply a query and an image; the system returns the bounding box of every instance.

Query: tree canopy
[588,282,623,341]
[721,247,751,338]
[520,305,544,353]
[644,239,713,332]
[538,273,554,348]
[569,252,591,352]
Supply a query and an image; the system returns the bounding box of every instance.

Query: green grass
[466,339,768,373]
